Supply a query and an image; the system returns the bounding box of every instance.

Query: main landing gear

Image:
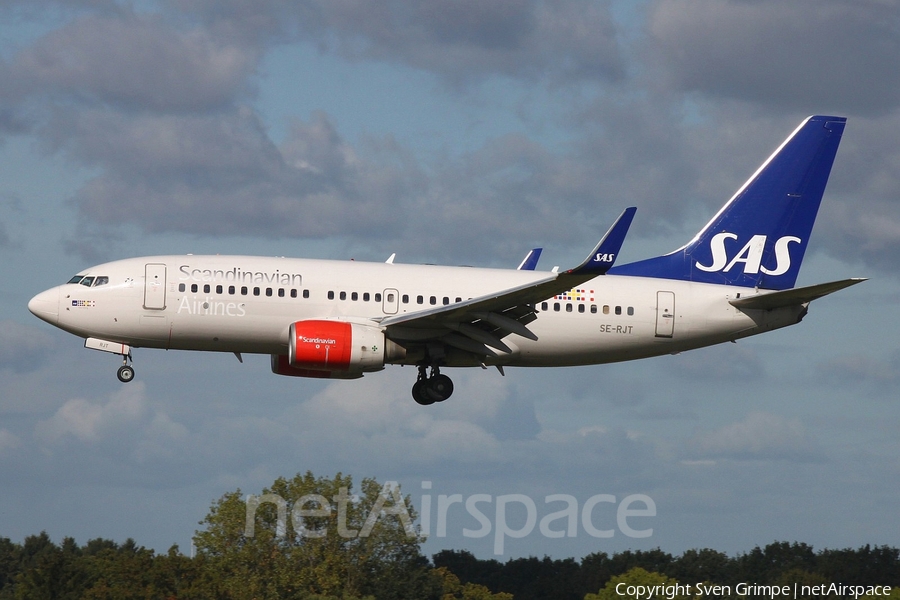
[412,364,454,405]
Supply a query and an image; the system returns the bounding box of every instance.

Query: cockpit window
[66,275,108,286]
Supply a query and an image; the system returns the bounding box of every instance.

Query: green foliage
[435,567,514,600]
[2,480,900,600]
[585,567,696,600]
[193,471,437,599]
[580,549,675,595]
[1,472,512,600]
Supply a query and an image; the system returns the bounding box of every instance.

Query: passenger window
[430,296,437,305]
[578,304,585,313]
[615,306,622,315]
[229,286,235,295]
[191,284,198,293]
[443,297,449,305]
[455,297,462,303]
[303,290,310,299]
[417,295,424,304]
[351,292,358,301]
[374,293,382,302]
[290,289,297,298]
[253,287,260,296]
[387,293,395,302]
[591,305,597,314]
[328,291,335,300]
[204,284,211,293]
[363,292,370,301]
[241,286,248,295]
[554,303,560,312]
[216,285,223,294]
[94,276,109,287]
[603,305,610,315]
[627,307,634,316]
[402,294,409,304]
[339,291,347,300]
[566,304,573,312]
[266,288,273,297]
[179,283,186,292]
[278,288,285,297]
[541,302,548,311]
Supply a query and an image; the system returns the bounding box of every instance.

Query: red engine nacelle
[270,353,363,379]
[270,320,405,379]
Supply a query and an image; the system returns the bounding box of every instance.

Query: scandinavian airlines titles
[179,265,302,286]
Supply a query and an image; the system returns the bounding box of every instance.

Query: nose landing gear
[412,364,454,405]
[117,364,135,383]
[84,338,135,383]
[116,354,135,383]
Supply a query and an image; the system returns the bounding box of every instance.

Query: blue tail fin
[610,115,846,290]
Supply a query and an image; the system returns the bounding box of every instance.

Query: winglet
[517,248,543,270]
[567,207,636,275]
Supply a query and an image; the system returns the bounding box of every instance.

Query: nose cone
[28,287,59,325]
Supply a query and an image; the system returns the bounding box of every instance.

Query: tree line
[1,472,898,599]
[434,544,900,600]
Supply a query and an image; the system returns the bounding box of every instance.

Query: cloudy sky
[2,0,899,560]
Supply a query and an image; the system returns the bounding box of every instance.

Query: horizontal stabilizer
[729,278,867,310]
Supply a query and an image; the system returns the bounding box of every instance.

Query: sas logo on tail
[594,253,615,263]
[695,233,800,276]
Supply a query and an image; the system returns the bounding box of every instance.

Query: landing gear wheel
[411,363,454,405]
[426,374,453,402]
[117,365,135,383]
[412,380,436,405]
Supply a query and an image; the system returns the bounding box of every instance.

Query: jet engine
[270,320,405,378]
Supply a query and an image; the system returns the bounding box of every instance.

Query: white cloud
[135,412,191,462]
[688,412,822,462]
[178,0,624,85]
[2,0,899,558]
[647,0,900,115]
[0,320,55,371]
[7,12,255,113]
[34,382,149,444]
[288,369,509,465]
[0,428,20,453]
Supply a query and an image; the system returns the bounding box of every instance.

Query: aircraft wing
[378,207,636,356]
[729,278,867,310]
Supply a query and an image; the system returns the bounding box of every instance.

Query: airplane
[28,115,864,405]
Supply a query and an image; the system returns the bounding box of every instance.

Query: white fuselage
[29,255,804,369]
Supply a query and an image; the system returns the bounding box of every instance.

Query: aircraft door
[655,291,675,338]
[382,288,399,315]
[144,263,167,310]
